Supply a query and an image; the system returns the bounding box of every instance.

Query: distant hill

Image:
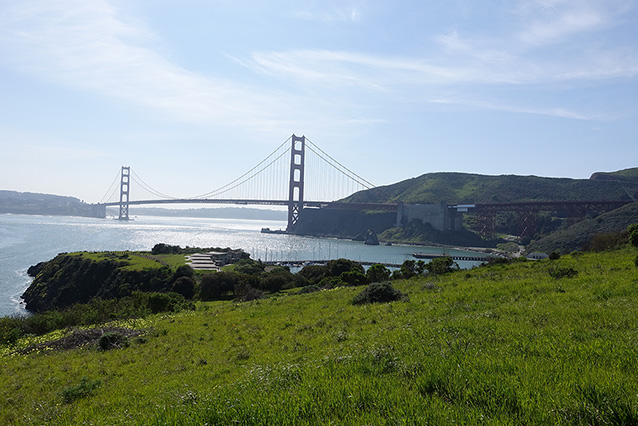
[294,167,638,246]
[0,190,97,217]
[343,167,638,205]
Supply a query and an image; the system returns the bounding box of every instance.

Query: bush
[548,251,561,260]
[0,317,22,346]
[60,377,102,403]
[234,282,264,302]
[548,267,579,279]
[630,230,638,248]
[295,285,320,295]
[232,259,265,276]
[98,331,129,350]
[141,292,192,314]
[352,282,406,305]
[584,233,627,252]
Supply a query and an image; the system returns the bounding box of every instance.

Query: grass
[2,247,638,424]
[71,251,187,270]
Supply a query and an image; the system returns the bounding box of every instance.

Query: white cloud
[0,0,292,130]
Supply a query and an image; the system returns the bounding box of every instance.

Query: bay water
[0,213,482,317]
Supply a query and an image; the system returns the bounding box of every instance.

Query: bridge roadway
[102,199,631,212]
[100,199,400,210]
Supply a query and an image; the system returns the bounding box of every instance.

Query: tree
[366,264,390,283]
[398,260,417,279]
[199,272,237,300]
[326,259,364,277]
[425,257,458,275]
[171,276,195,299]
[339,270,368,286]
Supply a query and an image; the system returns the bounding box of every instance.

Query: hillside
[343,167,638,204]
[527,202,638,254]
[0,190,98,217]
[2,248,638,424]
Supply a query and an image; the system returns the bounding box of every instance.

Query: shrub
[0,317,22,346]
[630,230,638,248]
[60,377,102,403]
[548,267,579,279]
[232,259,265,276]
[548,251,561,260]
[260,268,295,292]
[352,282,406,305]
[141,292,191,314]
[295,285,320,295]
[98,331,129,350]
[234,282,264,302]
[584,233,627,252]
[481,257,514,267]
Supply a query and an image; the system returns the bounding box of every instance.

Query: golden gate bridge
[96,134,394,231]
[94,133,632,234]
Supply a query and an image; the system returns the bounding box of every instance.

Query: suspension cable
[305,142,375,190]
[305,138,375,189]
[130,169,178,199]
[99,169,122,203]
[201,148,291,198]
[193,135,292,199]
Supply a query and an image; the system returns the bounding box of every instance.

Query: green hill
[527,202,638,254]
[2,247,638,425]
[344,168,638,204]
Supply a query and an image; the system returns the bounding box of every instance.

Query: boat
[261,227,287,234]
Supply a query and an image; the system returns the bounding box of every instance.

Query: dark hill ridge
[0,190,98,217]
[343,167,638,205]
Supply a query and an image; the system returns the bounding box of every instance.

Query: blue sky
[0,0,637,203]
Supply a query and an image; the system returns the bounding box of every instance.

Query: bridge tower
[287,134,305,231]
[118,166,130,220]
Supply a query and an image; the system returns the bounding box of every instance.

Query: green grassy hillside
[344,168,638,204]
[528,202,638,254]
[2,247,638,425]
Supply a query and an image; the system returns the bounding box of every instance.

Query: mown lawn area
[2,248,638,425]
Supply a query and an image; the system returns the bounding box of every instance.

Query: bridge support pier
[118,166,130,220]
[287,135,305,231]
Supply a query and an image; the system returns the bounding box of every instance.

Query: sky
[0,0,637,204]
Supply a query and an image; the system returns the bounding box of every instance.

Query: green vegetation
[3,244,638,424]
[528,203,638,254]
[344,168,638,205]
